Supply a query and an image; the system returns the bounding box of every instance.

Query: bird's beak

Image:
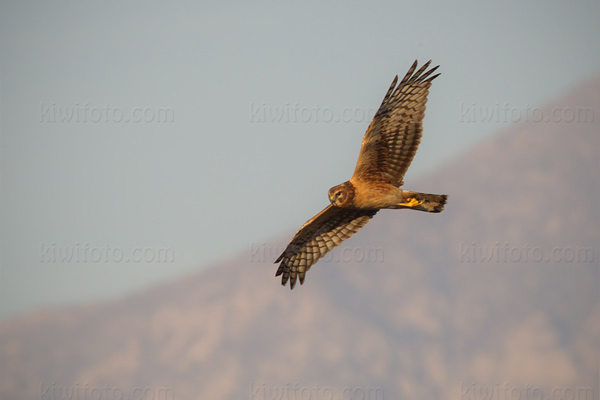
[328,194,335,204]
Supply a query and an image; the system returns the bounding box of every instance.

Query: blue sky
[1,0,599,320]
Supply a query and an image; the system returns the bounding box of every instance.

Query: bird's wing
[351,60,439,187]
[275,205,378,289]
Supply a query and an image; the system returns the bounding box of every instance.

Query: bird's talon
[411,198,423,207]
[399,198,423,207]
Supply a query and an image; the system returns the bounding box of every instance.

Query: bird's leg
[397,197,423,207]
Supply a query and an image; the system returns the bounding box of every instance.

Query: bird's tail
[393,191,448,213]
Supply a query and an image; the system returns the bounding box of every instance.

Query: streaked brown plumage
[275,60,448,289]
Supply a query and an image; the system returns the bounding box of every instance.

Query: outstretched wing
[352,60,439,186]
[275,205,378,289]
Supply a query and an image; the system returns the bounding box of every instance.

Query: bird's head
[328,181,354,207]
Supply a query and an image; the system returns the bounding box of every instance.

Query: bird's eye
[336,191,342,198]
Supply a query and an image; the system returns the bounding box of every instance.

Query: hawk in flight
[275,60,447,289]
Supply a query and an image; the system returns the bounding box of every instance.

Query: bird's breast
[349,180,401,209]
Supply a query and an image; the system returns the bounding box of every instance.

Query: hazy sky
[1,0,599,321]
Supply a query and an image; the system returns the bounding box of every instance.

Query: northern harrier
[275,60,447,289]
